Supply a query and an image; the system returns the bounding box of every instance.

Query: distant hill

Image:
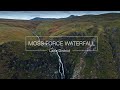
[67,15,79,18]
[66,13,120,20]
[31,17,57,21]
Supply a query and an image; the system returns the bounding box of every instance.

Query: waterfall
[32,31,65,79]
[55,49,65,79]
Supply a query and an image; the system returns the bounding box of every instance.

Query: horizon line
[0,12,119,20]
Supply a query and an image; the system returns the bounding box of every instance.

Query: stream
[32,31,65,79]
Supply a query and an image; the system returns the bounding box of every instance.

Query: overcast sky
[0,11,120,20]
